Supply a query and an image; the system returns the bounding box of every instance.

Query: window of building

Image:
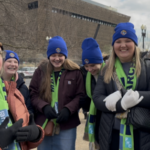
[28,1,38,10]
[51,7,117,27]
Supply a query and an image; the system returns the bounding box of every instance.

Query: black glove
[79,96,91,111]
[16,114,41,142]
[43,105,58,120]
[56,107,71,124]
[0,117,23,149]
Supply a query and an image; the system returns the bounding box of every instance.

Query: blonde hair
[104,46,141,84]
[0,51,6,76]
[39,59,79,103]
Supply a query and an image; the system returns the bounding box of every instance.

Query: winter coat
[80,66,101,144]
[29,65,85,130]
[4,80,44,150]
[16,73,34,114]
[93,59,150,150]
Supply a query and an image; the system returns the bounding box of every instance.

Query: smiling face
[49,53,65,71]
[3,58,19,76]
[84,63,102,76]
[114,38,135,63]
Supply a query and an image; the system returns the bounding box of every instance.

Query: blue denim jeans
[38,127,77,150]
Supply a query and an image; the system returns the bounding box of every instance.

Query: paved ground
[24,78,31,87]
[31,112,89,150]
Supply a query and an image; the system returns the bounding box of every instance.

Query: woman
[80,37,104,150]
[2,50,34,114]
[29,36,85,150]
[93,22,150,150]
[0,50,44,150]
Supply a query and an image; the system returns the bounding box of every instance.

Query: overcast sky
[92,0,150,49]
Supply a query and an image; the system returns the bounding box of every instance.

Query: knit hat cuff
[5,50,19,63]
[47,36,68,59]
[82,58,103,65]
[47,51,67,59]
[112,29,138,46]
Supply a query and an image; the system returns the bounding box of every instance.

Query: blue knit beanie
[5,50,19,63]
[112,22,138,46]
[82,38,103,65]
[47,36,68,59]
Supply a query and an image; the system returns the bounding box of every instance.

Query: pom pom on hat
[47,36,68,59]
[112,22,138,46]
[82,38,103,65]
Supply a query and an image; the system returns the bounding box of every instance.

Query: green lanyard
[51,71,62,111]
[42,70,63,128]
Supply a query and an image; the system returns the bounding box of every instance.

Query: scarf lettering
[128,68,135,75]
[43,69,63,128]
[115,58,135,150]
[121,78,125,86]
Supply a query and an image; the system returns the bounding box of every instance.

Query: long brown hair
[104,46,141,84]
[39,59,80,103]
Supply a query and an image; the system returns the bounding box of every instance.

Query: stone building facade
[0,0,130,64]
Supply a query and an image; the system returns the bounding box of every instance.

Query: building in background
[0,0,130,64]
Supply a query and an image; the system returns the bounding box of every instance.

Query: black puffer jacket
[93,59,150,150]
[17,73,34,114]
[80,66,101,144]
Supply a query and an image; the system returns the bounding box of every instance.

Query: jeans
[38,127,77,150]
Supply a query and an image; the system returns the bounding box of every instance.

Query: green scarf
[42,70,63,129]
[84,62,105,149]
[0,78,21,150]
[115,58,136,150]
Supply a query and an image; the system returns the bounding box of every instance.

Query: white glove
[121,89,143,110]
[103,91,122,112]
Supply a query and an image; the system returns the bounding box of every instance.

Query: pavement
[24,78,31,87]
[31,112,89,150]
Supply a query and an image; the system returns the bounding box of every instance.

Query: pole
[143,35,144,50]
[94,24,100,39]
